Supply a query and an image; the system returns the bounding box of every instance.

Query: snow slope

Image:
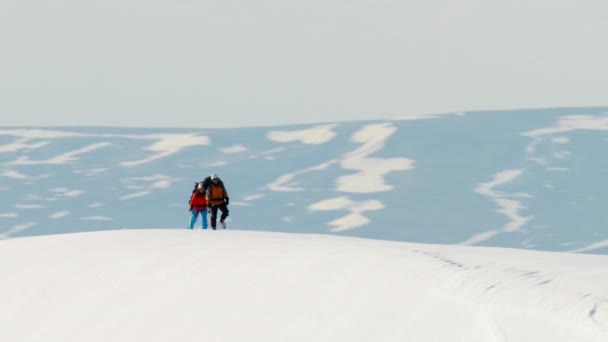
[1,229,607,341]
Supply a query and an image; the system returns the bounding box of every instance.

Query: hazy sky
[1,0,607,128]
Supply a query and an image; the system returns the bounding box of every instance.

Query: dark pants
[209,203,229,228]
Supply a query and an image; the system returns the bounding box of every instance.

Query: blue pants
[188,209,208,229]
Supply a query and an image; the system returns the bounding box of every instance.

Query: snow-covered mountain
[1,229,607,342]
[1,108,607,253]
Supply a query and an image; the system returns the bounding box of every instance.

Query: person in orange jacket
[206,174,229,229]
[188,183,208,229]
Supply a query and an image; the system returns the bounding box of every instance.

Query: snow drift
[1,229,607,341]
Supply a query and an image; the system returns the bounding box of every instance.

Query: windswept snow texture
[1,108,608,253]
[1,230,607,342]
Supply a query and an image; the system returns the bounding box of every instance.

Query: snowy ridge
[1,229,607,341]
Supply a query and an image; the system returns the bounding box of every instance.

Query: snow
[570,240,608,254]
[0,129,90,139]
[267,125,338,144]
[1,229,607,342]
[0,110,606,253]
[14,204,44,209]
[552,136,570,144]
[336,123,414,193]
[204,160,227,167]
[462,170,534,245]
[7,143,113,166]
[308,196,353,211]
[553,151,572,159]
[118,174,179,200]
[123,174,179,189]
[220,144,248,154]
[0,222,36,238]
[51,188,85,198]
[1,170,29,179]
[523,114,608,167]
[280,123,413,237]
[523,114,608,137]
[120,134,209,167]
[0,129,210,167]
[72,168,109,177]
[119,191,150,200]
[251,147,286,159]
[242,194,266,201]
[393,112,467,122]
[49,211,70,219]
[0,139,50,153]
[267,123,414,232]
[0,213,18,218]
[308,196,385,232]
[79,216,113,221]
[267,160,338,192]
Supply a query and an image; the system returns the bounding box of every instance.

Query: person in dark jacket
[188,183,208,229]
[199,174,215,192]
[206,174,229,229]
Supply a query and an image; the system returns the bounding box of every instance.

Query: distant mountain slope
[1,108,607,253]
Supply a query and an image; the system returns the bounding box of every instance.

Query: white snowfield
[1,230,607,342]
